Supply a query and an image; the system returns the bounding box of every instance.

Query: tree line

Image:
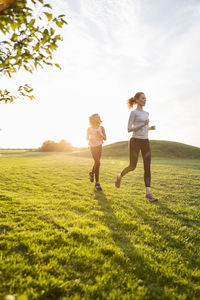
[39,139,74,152]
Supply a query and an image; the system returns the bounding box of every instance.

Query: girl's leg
[89,151,95,182]
[90,145,102,183]
[94,145,102,183]
[92,166,95,174]
[90,147,96,182]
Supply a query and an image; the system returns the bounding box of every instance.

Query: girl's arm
[97,126,107,140]
[101,126,107,141]
[86,128,90,140]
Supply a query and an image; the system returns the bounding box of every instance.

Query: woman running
[86,114,107,191]
[115,92,158,201]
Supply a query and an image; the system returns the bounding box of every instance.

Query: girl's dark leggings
[90,145,102,182]
[121,138,151,187]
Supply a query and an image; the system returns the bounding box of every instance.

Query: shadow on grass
[128,201,200,278]
[157,202,200,231]
[94,190,168,298]
[0,195,13,202]
[0,195,20,206]
[129,202,187,248]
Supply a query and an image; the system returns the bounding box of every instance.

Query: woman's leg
[121,138,140,177]
[140,140,158,201]
[140,139,151,188]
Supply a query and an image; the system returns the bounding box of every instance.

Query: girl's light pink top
[88,126,104,147]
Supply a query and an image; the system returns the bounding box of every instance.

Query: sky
[0,0,200,148]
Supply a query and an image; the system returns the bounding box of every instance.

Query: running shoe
[89,171,94,183]
[95,183,102,191]
[145,193,158,202]
[115,174,121,188]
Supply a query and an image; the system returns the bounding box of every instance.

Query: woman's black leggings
[121,138,151,187]
[90,145,102,182]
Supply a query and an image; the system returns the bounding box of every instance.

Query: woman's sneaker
[145,193,158,202]
[89,171,94,183]
[115,174,121,188]
[95,183,102,191]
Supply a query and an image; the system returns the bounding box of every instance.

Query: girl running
[86,114,107,191]
[115,92,158,201]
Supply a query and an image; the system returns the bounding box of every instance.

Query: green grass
[0,151,200,299]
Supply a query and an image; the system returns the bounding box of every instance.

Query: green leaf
[11,33,18,42]
[55,63,61,70]
[55,20,63,28]
[43,4,52,9]
[44,12,53,21]
[29,19,35,27]
[54,35,61,41]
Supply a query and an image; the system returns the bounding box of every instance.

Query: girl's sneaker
[145,193,158,202]
[95,183,102,191]
[89,171,94,183]
[115,174,121,188]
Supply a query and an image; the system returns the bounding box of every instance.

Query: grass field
[0,151,200,299]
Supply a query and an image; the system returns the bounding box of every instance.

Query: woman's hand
[144,119,149,125]
[149,125,156,130]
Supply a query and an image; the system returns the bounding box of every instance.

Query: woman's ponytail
[127,92,144,109]
[127,97,136,109]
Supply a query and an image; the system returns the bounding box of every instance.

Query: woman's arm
[128,111,135,132]
[149,125,156,130]
[128,111,149,132]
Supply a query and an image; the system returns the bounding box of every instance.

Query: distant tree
[39,139,73,152]
[0,0,67,103]
[58,139,73,151]
[39,140,55,152]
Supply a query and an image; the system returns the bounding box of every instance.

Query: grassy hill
[71,140,200,159]
[0,152,200,299]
